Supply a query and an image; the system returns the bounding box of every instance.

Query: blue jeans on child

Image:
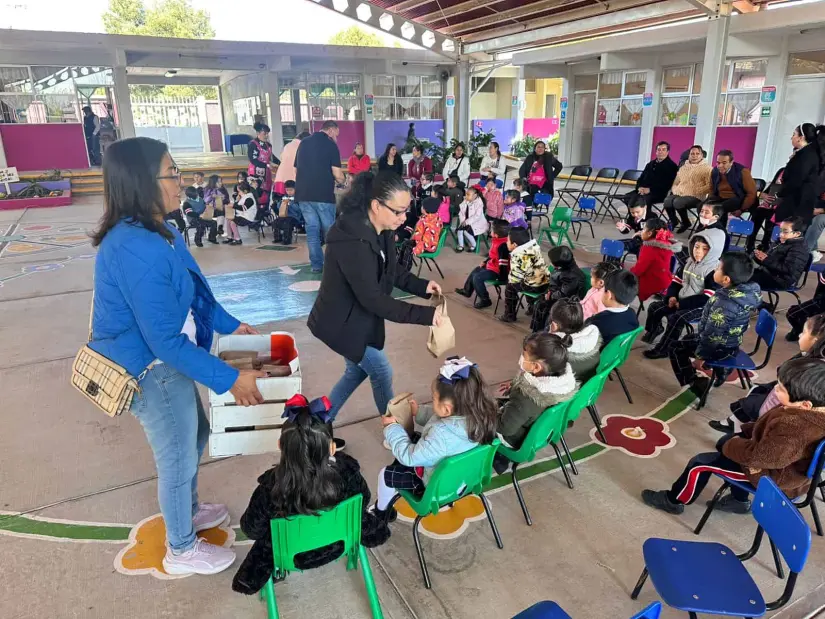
[298,201,336,271]
[329,346,394,420]
[130,364,209,552]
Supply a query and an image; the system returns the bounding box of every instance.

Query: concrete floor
[2,196,825,619]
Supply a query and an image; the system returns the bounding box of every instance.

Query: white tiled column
[693,12,731,157]
[751,36,789,179]
[112,49,135,139]
[512,71,526,140]
[265,71,284,156]
[362,73,376,158]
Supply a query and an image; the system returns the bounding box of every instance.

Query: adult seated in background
[705,149,757,223]
[679,146,706,167]
[347,142,372,178]
[377,143,404,176]
[442,143,471,187]
[407,144,432,184]
[518,140,563,202]
[622,141,678,211]
[479,141,506,185]
[663,145,712,233]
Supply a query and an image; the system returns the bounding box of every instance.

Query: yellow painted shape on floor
[114,514,235,580]
[395,495,487,540]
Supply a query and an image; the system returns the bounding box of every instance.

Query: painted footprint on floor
[394,495,488,540]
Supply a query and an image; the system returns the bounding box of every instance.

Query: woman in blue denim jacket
[89,137,264,577]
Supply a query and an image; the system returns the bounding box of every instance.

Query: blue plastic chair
[532,192,553,229]
[512,601,661,619]
[696,309,777,409]
[761,253,814,314]
[571,196,597,240]
[771,225,781,243]
[726,218,754,251]
[632,477,813,618]
[601,238,625,264]
[696,439,825,542]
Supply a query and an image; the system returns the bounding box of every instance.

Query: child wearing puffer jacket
[631,218,679,302]
[549,298,603,382]
[455,185,488,253]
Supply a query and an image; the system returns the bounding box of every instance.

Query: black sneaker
[709,419,735,434]
[195,241,204,248]
[369,503,397,523]
[643,348,668,360]
[208,238,219,245]
[641,489,684,514]
[785,330,801,342]
[525,304,535,316]
[498,314,516,323]
[676,224,691,234]
[473,298,492,309]
[690,376,711,398]
[454,288,472,298]
[708,494,751,514]
[641,326,663,344]
[333,437,346,451]
[231,239,243,246]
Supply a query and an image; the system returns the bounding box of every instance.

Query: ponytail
[522,332,569,377]
[338,171,410,216]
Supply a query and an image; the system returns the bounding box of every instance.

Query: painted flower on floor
[592,414,676,458]
[693,360,756,384]
[114,514,234,579]
[394,495,487,539]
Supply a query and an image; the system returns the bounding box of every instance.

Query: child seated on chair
[499,227,549,323]
[642,356,825,516]
[615,202,654,257]
[665,252,761,397]
[182,186,218,247]
[438,173,465,220]
[676,202,730,265]
[630,218,680,303]
[750,216,810,294]
[549,298,603,381]
[411,197,444,256]
[455,219,510,309]
[484,177,504,220]
[493,332,579,474]
[371,357,498,522]
[455,185,488,253]
[513,177,533,222]
[585,269,640,344]
[414,173,434,214]
[503,189,528,229]
[233,396,391,595]
[580,261,621,320]
[710,313,825,436]
[642,229,725,359]
[530,245,588,332]
[273,180,304,245]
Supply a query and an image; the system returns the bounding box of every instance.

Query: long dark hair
[207,174,221,190]
[432,366,497,444]
[797,123,817,144]
[270,410,341,516]
[523,332,571,377]
[382,142,397,161]
[91,137,173,246]
[489,141,501,158]
[339,171,410,217]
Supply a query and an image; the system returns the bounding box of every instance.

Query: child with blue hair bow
[371,357,498,522]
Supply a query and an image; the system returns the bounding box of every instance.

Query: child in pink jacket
[581,261,620,320]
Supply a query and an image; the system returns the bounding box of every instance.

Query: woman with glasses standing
[307,171,443,449]
[89,137,265,576]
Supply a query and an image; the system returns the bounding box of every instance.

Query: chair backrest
[269,493,362,572]
[495,178,504,189]
[571,165,593,178]
[621,169,644,183]
[600,238,624,259]
[630,602,662,619]
[752,476,812,574]
[754,308,777,346]
[416,440,500,515]
[771,225,781,243]
[754,178,767,194]
[596,167,620,181]
[805,439,825,480]
[564,372,608,423]
[727,218,754,236]
[431,227,448,254]
[577,196,597,211]
[552,206,573,224]
[533,192,552,206]
[598,326,643,372]
[505,400,569,461]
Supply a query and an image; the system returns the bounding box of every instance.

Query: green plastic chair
[565,371,611,446]
[261,494,383,619]
[537,207,574,248]
[416,227,448,279]
[597,326,644,404]
[396,441,503,589]
[496,400,573,525]
[472,232,491,254]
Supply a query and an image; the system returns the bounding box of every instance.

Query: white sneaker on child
[193,503,229,532]
[812,251,823,263]
[162,538,236,575]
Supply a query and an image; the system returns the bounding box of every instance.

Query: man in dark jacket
[622,141,679,210]
[751,216,810,293]
[706,150,757,223]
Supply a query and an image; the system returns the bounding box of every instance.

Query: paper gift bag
[427,295,455,358]
[386,392,415,435]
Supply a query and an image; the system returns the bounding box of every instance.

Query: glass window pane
[623,71,647,96]
[730,59,766,90]
[35,94,80,123]
[717,96,726,125]
[595,99,620,126]
[663,66,691,93]
[72,67,113,87]
[373,98,394,120]
[336,74,360,97]
[0,93,37,123]
[660,96,690,125]
[575,74,598,91]
[788,51,825,76]
[421,75,442,97]
[692,63,703,94]
[373,75,394,97]
[0,66,32,93]
[421,97,443,120]
[689,96,699,126]
[395,75,420,98]
[396,96,420,119]
[621,99,644,125]
[598,71,622,99]
[723,92,761,125]
[525,79,536,93]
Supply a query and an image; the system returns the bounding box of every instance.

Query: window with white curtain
[596,70,646,126]
[372,75,443,120]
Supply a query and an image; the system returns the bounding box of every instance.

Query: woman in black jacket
[774,123,824,223]
[377,142,404,176]
[518,140,563,200]
[307,172,442,448]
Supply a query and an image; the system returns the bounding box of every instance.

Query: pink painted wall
[714,126,757,169]
[523,118,560,138]
[651,126,695,161]
[0,123,90,171]
[308,120,364,160]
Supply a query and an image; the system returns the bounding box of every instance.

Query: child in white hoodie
[456,185,489,253]
[549,298,603,382]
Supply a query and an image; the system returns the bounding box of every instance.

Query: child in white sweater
[456,185,489,253]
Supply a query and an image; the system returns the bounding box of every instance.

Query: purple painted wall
[715,126,757,169]
[374,120,443,157]
[651,126,695,161]
[591,126,642,171]
[472,118,517,152]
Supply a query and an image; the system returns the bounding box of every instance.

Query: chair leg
[630,567,649,600]
[737,369,748,390]
[819,483,825,503]
[615,369,633,404]
[810,499,824,536]
[694,482,728,534]
[412,515,432,589]
[769,539,785,579]
[416,260,423,277]
[358,545,385,619]
[551,442,574,489]
[263,576,279,619]
[697,370,715,409]
[560,435,579,475]
[432,259,444,279]
[510,463,532,526]
[479,493,504,548]
[588,405,608,444]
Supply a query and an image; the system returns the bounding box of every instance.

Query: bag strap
[88,288,95,343]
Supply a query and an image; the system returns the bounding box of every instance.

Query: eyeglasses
[380,201,408,217]
[157,165,181,181]
[779,228,797,236]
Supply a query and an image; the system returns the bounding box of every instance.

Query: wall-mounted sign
[311,106,323,120]
[560,110,566,121]
[560,117,566,128]
[642,92,654,107]
[475,120,483,128]
[760,86,776,104]
[512,96,519,107]
[364,94,374,106]
[560,97,568,110]
[761,106,772,118]
[446,95,455,108]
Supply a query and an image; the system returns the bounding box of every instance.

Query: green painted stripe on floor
[485,442,606,492]
[651,389,696,423]
[0,515,131,541]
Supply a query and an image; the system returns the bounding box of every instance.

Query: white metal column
[751,36,789,179]
[112,49,135,139]
[445,74,456,144]
[638,67,661,169]
[558,69,574,166]
[457,60,471,143]
[265,71,284,157]
[693,7,731,157]
[0,130,6,168]
[362,73,376,158]
[512,70,526,141]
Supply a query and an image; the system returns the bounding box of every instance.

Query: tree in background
[103,0,217,99]
[328,25,387,47]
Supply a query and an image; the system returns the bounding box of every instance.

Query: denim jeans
[328,346,394,420]
[806,213,825,252]
[130,364,209,552]
[298,201,336,271]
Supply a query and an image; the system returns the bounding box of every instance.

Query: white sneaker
[163,538,236,575]
[193,502,229,531]
[812,250,822,263]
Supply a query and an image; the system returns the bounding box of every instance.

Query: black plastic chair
[556,165,593,209]
[600,169,643,223]
[581,167,620,216]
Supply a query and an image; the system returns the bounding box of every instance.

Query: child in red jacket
[455,220,511,309]
[631,218,678,302]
